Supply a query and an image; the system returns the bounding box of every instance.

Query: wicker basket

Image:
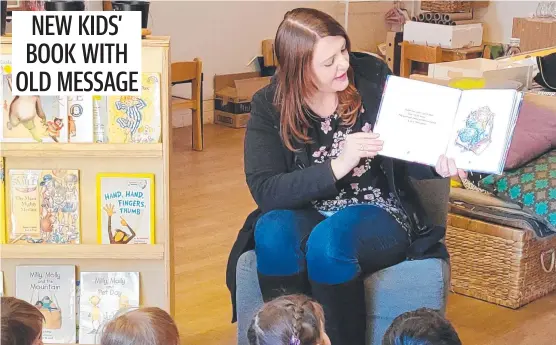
[421,1,471,13]
[446,214,556,309]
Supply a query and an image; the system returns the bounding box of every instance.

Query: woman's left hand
[435,155,468,179]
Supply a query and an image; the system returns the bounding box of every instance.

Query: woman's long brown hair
[274,8,361,151]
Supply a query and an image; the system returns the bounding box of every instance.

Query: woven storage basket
[446,213,556,308]
[421,1,471,13]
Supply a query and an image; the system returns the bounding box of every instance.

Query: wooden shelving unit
[0,244,165,260]
[0,35,175,322]
[0,143,163,158]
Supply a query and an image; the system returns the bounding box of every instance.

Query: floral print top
[308,109,411,232]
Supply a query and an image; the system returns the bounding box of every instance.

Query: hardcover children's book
[107,73,161,143]
[1,55,68,143]
[78,272,140,344]
[67,96,94,143]
[374,75,523,174]
[16,265,77,344]
[1,157,5,244]
[96,173,155,244]
[9,169,80,244]
[93,96,108,143]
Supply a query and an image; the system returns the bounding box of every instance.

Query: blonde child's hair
[248,294,326,345]
[100,307,179,345]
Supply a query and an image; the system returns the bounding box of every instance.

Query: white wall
[474,1,539,44]
[142,1,393,127]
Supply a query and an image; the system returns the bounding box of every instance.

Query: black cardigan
[226,53,449,323]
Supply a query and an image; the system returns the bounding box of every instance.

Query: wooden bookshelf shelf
[0,244,165,260]
[0,143,163,158]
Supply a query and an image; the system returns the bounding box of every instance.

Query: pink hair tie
[290,335,301,345]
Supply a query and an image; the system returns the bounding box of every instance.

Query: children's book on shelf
[67,96,94,143]
[93,96,108,143]
[107,72,162,143]
[16,265,76,344]
[9,169,80,244]
[76,280,81,342]
[1,156,5,244]
[373,75,523,175]
[1,55,68,143]
[97,173,155,244]
[79,272,140,344]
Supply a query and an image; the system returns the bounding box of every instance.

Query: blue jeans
[255,205,410,285]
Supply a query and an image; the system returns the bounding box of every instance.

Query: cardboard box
[403,21,483,49]
[512,17,556,53]
[214,72,271,128]
[427,58,534,89]
[214,110,250,128]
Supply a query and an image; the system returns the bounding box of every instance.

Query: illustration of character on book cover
[16,265,76,344]
[97,174,154,245]
[10,169,80,244]
[107,73,161,144]
[1,57,67,143]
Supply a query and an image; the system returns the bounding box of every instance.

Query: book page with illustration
[445,89,521,174]
[374,76,461,166]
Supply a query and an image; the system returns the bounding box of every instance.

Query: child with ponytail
[247,295,331,345]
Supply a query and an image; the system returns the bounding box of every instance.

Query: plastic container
[1,1,7,36]
[45,1,85,11]
[111,1,150,29]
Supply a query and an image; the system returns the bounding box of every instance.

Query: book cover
[1,55,68,143]
[9,169,80,244]
[78,272,140,344]
[16,265,76,344]
[96,173,155,244]
[107,73,162,143]
[93,96,108,143]
[1,157,5,244]
[67,96,94,143]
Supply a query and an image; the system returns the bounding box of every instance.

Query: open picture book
[373,76,523,174]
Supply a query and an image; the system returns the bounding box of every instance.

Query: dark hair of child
[1,296,45,345]
[382,308,462,345]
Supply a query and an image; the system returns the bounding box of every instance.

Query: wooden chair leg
[191,72,204,151]
[192,108,203,151]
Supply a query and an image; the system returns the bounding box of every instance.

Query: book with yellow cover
[9,169,80,244]
[97,173,155,244]
[106,73,161,144]
[0,157,5,244]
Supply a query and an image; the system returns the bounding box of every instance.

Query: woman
[226,8,466,345]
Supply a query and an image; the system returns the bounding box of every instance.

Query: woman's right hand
[331,132,383,180]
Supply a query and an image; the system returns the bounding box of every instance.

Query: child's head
[248,294,330,345]
[382,308,462,345]
[1,296,45,345]
[100,307,179,345]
